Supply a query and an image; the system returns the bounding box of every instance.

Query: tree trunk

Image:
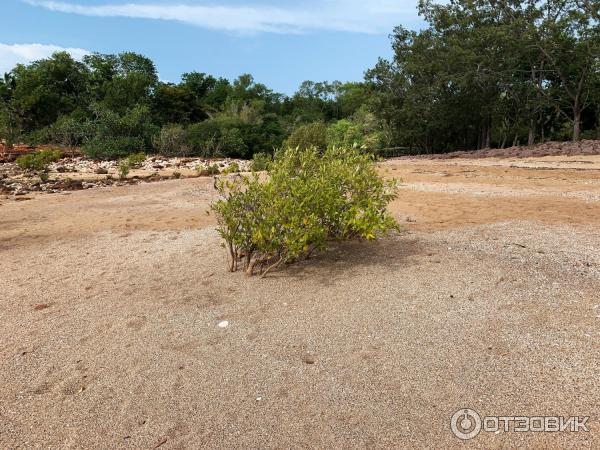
[528,119,535,146]
[541,126,545,143]
[245,259,257,277]
[485,125,491,149]
[226,242,235,272]
[573,108,581,142]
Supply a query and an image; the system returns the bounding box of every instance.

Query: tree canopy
[366,0,600,152]
[1,1,598,157]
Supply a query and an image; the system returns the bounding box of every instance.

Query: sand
[1,155,599,448]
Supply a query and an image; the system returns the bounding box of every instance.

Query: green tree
[0,73,19,149]
[10,52,88,133]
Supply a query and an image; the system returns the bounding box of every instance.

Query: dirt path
[1,156,599,448]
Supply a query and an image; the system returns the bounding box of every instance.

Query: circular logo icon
[451,408,482,440]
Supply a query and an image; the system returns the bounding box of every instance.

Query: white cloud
[0,43,90,74]
[24,0,421,34]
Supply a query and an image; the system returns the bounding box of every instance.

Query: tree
[529,0,600,140]
[152,82,206,125]
[0,73,19,150]
[10,52,89,133]
[84,52,158,113]
[367,0,600,151]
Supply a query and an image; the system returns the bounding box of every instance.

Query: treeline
[1,0,598,158]
[0,52,382,159]
[366,0,600,152]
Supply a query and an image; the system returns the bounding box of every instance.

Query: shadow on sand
[265,232,425,286]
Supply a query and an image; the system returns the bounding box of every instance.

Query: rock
[95,168,109,174]
[302,354,316,365]
[217,320,229,328]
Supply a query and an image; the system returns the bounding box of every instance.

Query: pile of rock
[1,155,250,198]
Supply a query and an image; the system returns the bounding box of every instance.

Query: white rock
[217,320,229,328]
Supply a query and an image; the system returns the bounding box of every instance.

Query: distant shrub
[50,116,94,150]
[22,127,52,146]
[284,122,327,150]
[187,119,248,158]
[223,162,240,174]
[196,164,220,177]
[153,124,190,156]
[172,171,182,179]
[82,104,156,159]
[83,136,146,159]
[118,160,130,179]
[251,152,272,171]
[327,119,363,149]
[39,172,50,183]
[126,152,146,168]
[219,129,247,157]
[16,149,61,171]
[212,147,398,276]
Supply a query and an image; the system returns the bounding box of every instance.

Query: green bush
[251,152,272,171]
[187,119,248,158]
[211,147,398,276]
[197,164,220,176]
[118,160,130,179]
[223,161,240,174]
[16,149,62,171]
[327,119,363,149]
[82,104,156,159]
[50,115,94,149]
[153,124,190,156]
[83,136,146,159]
[126,152,146,168]
[284,122,327,150]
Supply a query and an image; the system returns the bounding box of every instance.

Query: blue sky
[1,0,425,94]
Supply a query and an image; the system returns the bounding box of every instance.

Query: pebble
[302,354,316,365]
[217,320,229,328]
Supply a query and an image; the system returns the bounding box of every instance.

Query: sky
[0,0,426,94]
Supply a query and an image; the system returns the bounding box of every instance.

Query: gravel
[1,221,599,448]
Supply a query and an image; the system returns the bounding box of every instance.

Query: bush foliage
[251,152,272,171]
[153,124,189,156]
[126,152,146,168]
[284,122,327,150]
[82,104,157,159]
[16,149,61,171]
[211,147,398,276]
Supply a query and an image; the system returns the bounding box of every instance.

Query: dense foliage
[211,147,398,276]
[366,0,600,152]
[0,1,598,156]
[0,53,375,158]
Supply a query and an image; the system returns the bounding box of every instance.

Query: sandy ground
[1,155,599,448]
